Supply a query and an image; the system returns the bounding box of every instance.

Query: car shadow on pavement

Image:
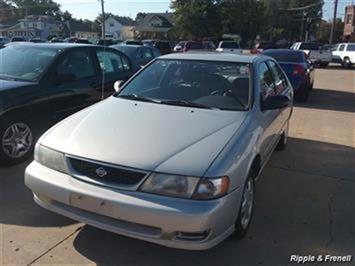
[295,88,355,113]
[72,137,355,266]
[0,160,76,227]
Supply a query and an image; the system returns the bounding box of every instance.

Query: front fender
[204,113,261,191]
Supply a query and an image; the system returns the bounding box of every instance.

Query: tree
[171,0,222,40]
[317,19,344,43]
[135,12,146,23]
[0,0,15,21]
[5,0,61,17]
[220,0,269,46]
[267,0,324,41]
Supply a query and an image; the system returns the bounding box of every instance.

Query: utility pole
[329,0,338,44]
[100,0,106,40]
[300,11,306,41]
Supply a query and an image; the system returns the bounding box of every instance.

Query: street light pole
[329,0,338,44]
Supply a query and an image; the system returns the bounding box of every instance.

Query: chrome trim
[65,154,150,191]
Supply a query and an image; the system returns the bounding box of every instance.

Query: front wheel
[234,174,255,239]
[0,120,34,166]
[319,62,329,68]
[343,57,352,69]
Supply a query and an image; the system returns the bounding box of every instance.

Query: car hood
[41,97,247,176]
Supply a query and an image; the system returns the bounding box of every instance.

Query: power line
[280,1,324,12]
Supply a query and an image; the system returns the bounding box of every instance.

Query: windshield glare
[0,46,58,81]
[118,59,251,111]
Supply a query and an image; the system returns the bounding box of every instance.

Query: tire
[343,57,352,69]
[276,121,289,151]
[320,62,329,68]
[0,118,35,166]
[234,173,255,239]
[309,80,314,90]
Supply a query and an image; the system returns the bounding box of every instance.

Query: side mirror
[262,95,290,111]
[113,80,124,92]
[55,73,76,85]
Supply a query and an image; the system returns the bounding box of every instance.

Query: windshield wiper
[117,94,160,103]
[160,100,215,109]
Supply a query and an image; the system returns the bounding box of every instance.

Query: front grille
[68,157,147,186]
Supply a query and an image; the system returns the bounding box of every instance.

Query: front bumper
[25,161,242,250]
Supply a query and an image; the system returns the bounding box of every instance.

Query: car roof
[113,44,141,48]
[263,49,304,54]
[160,52,261,63]
[3,42,98,50]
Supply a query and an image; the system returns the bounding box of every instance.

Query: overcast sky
[55,0,354,21]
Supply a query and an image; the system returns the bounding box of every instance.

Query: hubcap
[240,178,254,229]
[2,122,33,159]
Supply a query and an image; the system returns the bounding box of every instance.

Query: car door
[258,61,280,162]
[346,44,355,62]
[46,47,101,122]
[94,48,133,98]
[337,44,346,60]
[267,60,293,131]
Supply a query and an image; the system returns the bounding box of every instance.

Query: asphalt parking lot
[0,65,354,266]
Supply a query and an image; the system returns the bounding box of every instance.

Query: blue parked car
[110,44,161,72]
[263,49,314,101]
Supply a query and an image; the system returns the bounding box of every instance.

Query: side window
[258,62,275,101]
[96,50,130,74]
[57,49,95,79]
[346,44,355,51]
[141,48,154,61]
[267,61,288,95]
[339,44,345,51]
[120,54,131,71]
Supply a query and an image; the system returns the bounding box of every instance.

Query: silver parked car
[25,52,293,250]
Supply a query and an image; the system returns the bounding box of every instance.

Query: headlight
[139,173,199,199]
[139,173,229,200]
[35,144,69,174]
[193,177,230,200]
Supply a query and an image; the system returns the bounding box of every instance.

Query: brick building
[344,5,355,41]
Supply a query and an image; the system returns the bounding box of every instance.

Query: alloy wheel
[240,178,254,229]
[2,122,33,159]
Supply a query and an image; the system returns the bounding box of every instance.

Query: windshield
[0,46,58,81]
[155,42,171,49]
[117,59,251,111]
[221,42,240,49]
[299,43,320,50]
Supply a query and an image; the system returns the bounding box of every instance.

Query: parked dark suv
[0,43,135,165]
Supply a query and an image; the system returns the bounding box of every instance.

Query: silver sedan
[25,52,293,250]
